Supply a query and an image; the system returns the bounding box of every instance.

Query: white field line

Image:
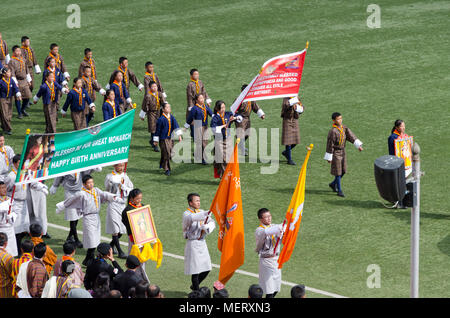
[47,222,348,298]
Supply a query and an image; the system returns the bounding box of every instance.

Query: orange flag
[209,139,245,285]
[277,144,313,269]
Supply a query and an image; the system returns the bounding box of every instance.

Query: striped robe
[0,247,14,298]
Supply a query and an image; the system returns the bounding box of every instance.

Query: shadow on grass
[163,290,189,298]
[323,199,382,209]
[438,235,450,257]
[384,210,450,225]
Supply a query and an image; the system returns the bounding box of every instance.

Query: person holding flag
[281,96,305,165]
[255,208,283,298]
[182,192,215,291]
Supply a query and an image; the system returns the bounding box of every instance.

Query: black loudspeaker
[374,155,406,203]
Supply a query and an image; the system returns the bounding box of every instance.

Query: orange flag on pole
[277,144,313,269]
[209,139,245,285]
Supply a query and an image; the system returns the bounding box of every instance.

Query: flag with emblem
[277,144,313,269]
[209,139,245,285]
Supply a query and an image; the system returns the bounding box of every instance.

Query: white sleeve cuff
[257,109,265,118]
[353,139,363,149]
[138,83,144,90]
[105,83,110,90]
[139,110,146,119]
[62,87,69,94]
[206,98,212,104]
[324,152,333,161]
[61,109,66,115]
[289,96,299,106]
[26,74,32,82]
[175,128,183,136]
[63,72,70,79]
[187,106,192,112]
[62,80,68,86]
[215,126,223,134]
[126,97,132,104]
[34,65,41,74]
[56,202,65,214]
[99,88,106,95]
[162,92,167,98]
[33,95,39,103]
[89,103,95,109]
[16,92,22,98]
[295,105,304,113]
[153,136,159,142]
[184,123,190,129]
[5,54,10,64]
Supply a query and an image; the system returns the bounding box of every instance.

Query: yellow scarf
[82,187,98,209]
[46,81,55,101]
[333,124,345,146]
[145,72,156,82]
[190,77,199,94]
[118,66,128,87]
[84,57,95,80]
[218,112,227,137]
[21,45,33,63]
[49,52,60,67]
[150,91,160,110]
[129,239,163,268]
[12,56,24,72]
[113,80,124,99]
[82,76,93,95]
[196,103,207,123]
[11,167,25,189]
[0,40,5,57]
[73,87,83,105]
[162,113,171,137]
[106,99,116,118]
[2,77,10,97]
[0,147,9,166]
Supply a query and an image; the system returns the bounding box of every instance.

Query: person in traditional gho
[234,84,265,155]
[33,71,68,133]
[0,134,15,182]
[183,192,215,291]
[210,100,235,178]
[8,45,32,119]
[26,180,49,239]
[5,154,29,254]
[184,93,213,164]
[41,259,77,298]
[56,174,124,266]
[61,77,96,130]
[281,96,305,165]
[141,80,166,152]
[324,112,363,197]
[104,163,133,259]
[0,181,17,257]
[153,103,182,176]
[81,65,105,126]
[102,89,120,121]
[108,70,132,114]
[0,66,21,134]
[143,61,166,98]
[121,188,150,283]
[20,36,41,94]
[50,168,102,248]
[0,33,10,66]
[255,208,283,298]
[78,48,98,80]
[186,68,211,121]
[43,43,69,81]
[16,242,49,298]
[107,56,144,96]
[53,241,84,287]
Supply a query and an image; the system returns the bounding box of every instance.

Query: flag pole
[272,143,313,256]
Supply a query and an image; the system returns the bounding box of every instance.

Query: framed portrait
[394,136,413,179]
[127,205,158,245]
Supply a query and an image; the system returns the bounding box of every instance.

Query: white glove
[26,73,32,83]
[126,97,132,104]
[60,109,67,115]
[49,185,58,195]
[295,105,304,114]
[7,212,17,223]
[63,72,70,79]
[56,202,65,214]
[35,65,41,74]
[89,103,96,109]
[33,95,39,103]
[16,92,22,98]
[105,83,110,90]
[5,54,11,64]
[235,115,243,123]
[62,87,69,94]
[93,167,102,172]
[99,88,106,95]
[206,98,212,105]
[41,188,49,195]
[139,110,146,119]
[138,83,144,91]
[62,80,68,87]
[162,92,167,98]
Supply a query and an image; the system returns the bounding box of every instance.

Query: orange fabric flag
[209,139,245,285]
[277,144,313,269]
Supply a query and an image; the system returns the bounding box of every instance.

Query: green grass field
[1,0,449,298]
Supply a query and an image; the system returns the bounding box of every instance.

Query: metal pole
[410,142,421,298]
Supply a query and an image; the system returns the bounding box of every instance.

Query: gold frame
[126,205,158,245]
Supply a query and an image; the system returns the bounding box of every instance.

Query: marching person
[78,48,98,80]
[141,80,166,151]
[20,36,41,93]
[0,182,17,257]
[153,103,183,176]
[234,84,265,156]
[44,43,69,81]
[184,93,213,165]
[210,100,235,178]
[104,163,133,259]
[0,66,21,134]
[143,61,166,98]
[33,71,69,133]
[56,174,124,266]
[109,70,132,114]
[0,133,15,181]
[27,181,50,238]
[81,65,105,126]
[182,192,215,291]
[61,77,96,130]
[108,56,144,96]
[255,208,283,298]
[102,89,120,121]
[0,33,10,66]
[324,112,363,197]
[281,96,305,165]
[41,56,68,88]
[8,45,32,119]
[186,68,211,121]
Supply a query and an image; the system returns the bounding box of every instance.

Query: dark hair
[108,290,122,298]
[21,36,30,43]
[291,284,306,298]
[331,112,341,120]
[84,48,92,55]
[145,61,153,67]
[241,84,248,91]
[13,154,21,164]
[82,174,93,184]
[190,68,198,76]
[92,272,111,298]
[44,71,54,80]
[63,241,76,255]
[199,286,211,298]
[106,89,114,98]
[129,281,150,298]
[213,288,229,298]
[119,57,127,64]
[187,290,203,298]
[12,45,20,52]
[20,239,34,253]
[257,208,270,219]
[0,232,7,246]
[214,100,225,114]
[149,81,157,88]
[73,77,82,86]
[195,93,204,102]
[34,242,47,259]
[148,284,161,298]
[391,119,404,134]
[29,223,43,237]
[161,102,169,110]
[61,260,75,275]
[50,43,58,50]
[187,193,200,203]
[128,188,142,204]
[110,70,122,84]
[83,65,91,70]
[248,284,263,298]
[0,181,5,186]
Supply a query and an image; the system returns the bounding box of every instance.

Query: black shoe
[202,159,207,165]
[117,251,127,259]
[17,114,23,119]
[111,243,118,255]
[329,182,338,193]
[281,150,288,160]
[165,170,171,176]
[337,191,345,197]
[66,235,75,243]
[42,233,51,239]
[287,160,296,165]
[153,145,160,152]
[75,240,83,249]
[22,110,29,117]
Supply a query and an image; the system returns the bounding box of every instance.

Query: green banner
[16,109,135,184]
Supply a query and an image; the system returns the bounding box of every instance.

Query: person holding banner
[61,77,96,131]
[255,208,283,298]
[0,134,15,181]
[0,181,17,257]
[33,71,68,133]
[153,103,183,176]
[102,89,120,121]
[210,100,235,178]
[281,96,304,165]
[184,93,213,165]
[27,181,50,239]
[324,112,363,197]
[56,174,124,266]
[141,81,166,152]
[182,192,215,291]
[0,66,21,134]
[186,68,211,121]
[109,70,132,114]
[104,163,133,259]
